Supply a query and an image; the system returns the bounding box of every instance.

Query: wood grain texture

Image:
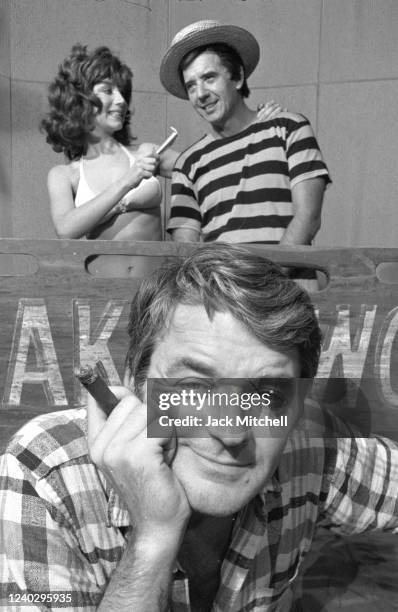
[0,239,397,451]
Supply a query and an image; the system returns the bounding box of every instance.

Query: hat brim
[160,24,260,100]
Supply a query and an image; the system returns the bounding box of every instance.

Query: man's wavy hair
[41,44,133,161]
[126,244,322,395]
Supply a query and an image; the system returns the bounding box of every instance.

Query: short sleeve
[284,115,331,189]
[167,163,202,234]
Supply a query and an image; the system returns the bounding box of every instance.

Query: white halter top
[75,144,161,208]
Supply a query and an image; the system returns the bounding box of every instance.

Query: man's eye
[267,388,289,412]
[175,378,213,392]
[251,378,295,412]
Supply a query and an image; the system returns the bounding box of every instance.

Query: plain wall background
[0,0,397,247]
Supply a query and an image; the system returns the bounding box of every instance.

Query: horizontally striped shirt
[168,113,331,243]
[1,401,397,611]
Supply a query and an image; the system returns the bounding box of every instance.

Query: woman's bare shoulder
[48,161,79,186]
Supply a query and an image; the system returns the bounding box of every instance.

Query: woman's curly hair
[41,44,133,160]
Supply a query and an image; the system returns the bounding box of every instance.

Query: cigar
[76,362,118,417]
[156,126,178,154]
[77,362,178,465]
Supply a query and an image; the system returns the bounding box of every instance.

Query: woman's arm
[48,155,157,239]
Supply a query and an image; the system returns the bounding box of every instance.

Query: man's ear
[294,379,313,424]
[235,65,245,91]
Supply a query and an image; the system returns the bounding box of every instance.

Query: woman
[42,44,283,276]
[42,44,175,276]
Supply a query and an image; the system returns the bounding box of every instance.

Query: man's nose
[206,425,251,449]
[196,81,209,101]
[203,400,251,447]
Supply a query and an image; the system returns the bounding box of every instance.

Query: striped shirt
[168,113,331,243]
[1,402,397,611]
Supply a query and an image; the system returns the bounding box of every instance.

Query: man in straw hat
[160,20,331,249]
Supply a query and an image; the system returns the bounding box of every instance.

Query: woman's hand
[122,147,159,191]
[136,142,179,180]
[257,100,288,121]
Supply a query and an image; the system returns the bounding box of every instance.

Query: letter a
[3,299,67,406]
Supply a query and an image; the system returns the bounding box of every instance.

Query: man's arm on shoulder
[279,176,326,245]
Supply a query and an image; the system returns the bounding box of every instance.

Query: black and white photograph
[0,1,397,610]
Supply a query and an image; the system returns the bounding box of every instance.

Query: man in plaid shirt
[1,243,398,611]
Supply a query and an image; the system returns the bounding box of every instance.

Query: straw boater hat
[160,20,260,100]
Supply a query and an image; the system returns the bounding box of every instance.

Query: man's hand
[257,100,287,121]
[87,387,190,540]
[87,387,189,611]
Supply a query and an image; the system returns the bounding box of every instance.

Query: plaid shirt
[1,402,398,611]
